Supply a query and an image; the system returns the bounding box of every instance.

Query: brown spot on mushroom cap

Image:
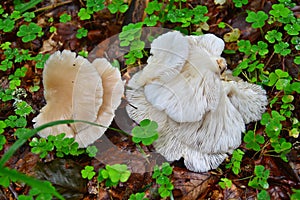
[33,50,124,147]
[126,31,267,172]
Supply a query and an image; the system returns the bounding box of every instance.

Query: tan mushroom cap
[126,31,268,172]
[33,50,124,147]
[75,58,124,146]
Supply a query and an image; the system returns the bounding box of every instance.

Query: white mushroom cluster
[33,50,124,147]
[126,31,268,172]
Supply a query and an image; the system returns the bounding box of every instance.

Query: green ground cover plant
[152,162,174,198]
[218,177,232,189]
[98,164,131,186]
[131,119,159,145]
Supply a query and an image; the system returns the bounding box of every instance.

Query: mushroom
[33,50,124,147]
[126,31,267,172]
[137,32,226,123]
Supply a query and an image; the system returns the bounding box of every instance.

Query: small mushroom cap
[75,58,124,146]
[33,50,102,141]
[33,50,124,147]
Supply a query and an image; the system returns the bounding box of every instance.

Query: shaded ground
[0,0,300,199]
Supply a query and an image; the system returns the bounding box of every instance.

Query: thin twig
[34,0,73,13]
[264,51,275,70]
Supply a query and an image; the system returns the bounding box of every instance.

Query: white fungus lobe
[126,31,268,172]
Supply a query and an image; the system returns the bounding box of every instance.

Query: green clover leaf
[144,15,159,26]
[129,192,148,200]
[257,190,270,200]
[265,30,282,43]
[284,21,300,36]
[76,27,88,39]
[294,56,300,65]
[87,0,105,12]
[78,8,92,20]
[248,165,269,190]
[269,3,291,19]
[238,40,252,55]
[108,0,129,14]
[232,0,248,8]
[219,178,232,189]
[274,42,291,56]
[246,10,268,28]
[251,41,268,56]
[132,119,159,145]
[145,0,162,14]
[59,13,71,23]
[152,163,174,198]
[86,145,98,157]
[0,121,6,134]
[98,164,131,186]
[0,18,15,32]
[15,101,33,117]
[226,149,245,175]
[291,36,300,50]
[291,189,300,200]
[244,130,265,151]
[22,12,35,22]
[81,166,96,180]
[17,22,43,42]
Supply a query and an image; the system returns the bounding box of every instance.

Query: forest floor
[0,0,300,199]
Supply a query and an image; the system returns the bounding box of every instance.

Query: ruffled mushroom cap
[139,31,226,123]
[33,50,124,147]
[135,31,189,87]
[187,34,227,73]
[126,31,267,172]
[76,58,124,146]
[222,80,268,124]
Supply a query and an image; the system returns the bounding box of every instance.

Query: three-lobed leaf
[244,130,265,151]
[265,30,282,43]
[107,0,128,14]
[17,23,43,42]
[98,164,131,186]
[219,178,232,189]
[246,10,268,28]
[132,119,159,145]
[232,0,248,8]
[81,166,96,180]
